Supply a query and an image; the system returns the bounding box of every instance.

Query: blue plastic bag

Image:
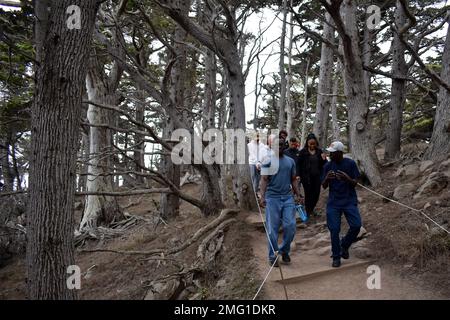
[295,204,308,222]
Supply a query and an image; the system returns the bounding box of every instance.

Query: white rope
[357,183,450,235]
[252,254,279,300]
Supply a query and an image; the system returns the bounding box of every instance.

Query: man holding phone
[321,141,362,268]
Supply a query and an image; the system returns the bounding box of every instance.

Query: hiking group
[247,131,362,268]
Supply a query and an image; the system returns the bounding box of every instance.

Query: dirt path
[246,212,446,300]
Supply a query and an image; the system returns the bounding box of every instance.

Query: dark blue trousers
[326,204,362,259]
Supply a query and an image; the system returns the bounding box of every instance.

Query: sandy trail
[246,212,446,300]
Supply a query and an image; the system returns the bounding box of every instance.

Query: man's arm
[259,175,269,207]
[291,175,304,204]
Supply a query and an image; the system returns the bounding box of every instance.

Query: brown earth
[0,184,259,300]
[1,144,449,299]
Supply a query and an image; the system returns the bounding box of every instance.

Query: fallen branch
[79,208,240,256]
[197,218,235,265]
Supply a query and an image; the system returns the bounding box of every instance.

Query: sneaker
[341,245,349,259]
[332,259,341,268]
[281,253,291,264]
[269,258,279,267]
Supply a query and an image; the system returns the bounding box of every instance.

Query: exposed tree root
[79,208,239,255]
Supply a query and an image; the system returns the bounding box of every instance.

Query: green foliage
[0,5,33,137]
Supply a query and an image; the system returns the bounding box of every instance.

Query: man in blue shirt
[321,141,362,268]
[260,138,303,267]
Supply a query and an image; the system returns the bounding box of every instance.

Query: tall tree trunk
[80,60,123,232]
[277,0,288,130]
[79,129,90,192]
[384,0,408,161]
[0,137,14,191]
[424,16,450,161]
[11,139,22,190]
[218,67,229,204]
[331,61,342,141]
[134,89,146,185]
[285,0,295,139]
[203,49,217,129]
[313,11,334,148]
[227,53,257,210]
[197,6,224,215]
[27,0,99,299]
[325,0,381,186]
[301,56,311,147]
[160,0,190,220]
[362,25,373,104]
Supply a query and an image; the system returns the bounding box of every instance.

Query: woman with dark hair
[298,133,328,217]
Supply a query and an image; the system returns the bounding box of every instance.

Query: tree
[321,0,381,186]
[313,10,334,148]
[0,3,33,192]
[425,15,450,161]
[285,0,295,138]
[277,0,288,130]
[160,0,191,220]
[80,55,124,231]
[26,0,99,299]
[158,0,257,210]
[384,0,408,161]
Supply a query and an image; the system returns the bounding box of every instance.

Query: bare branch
[76,189,171,196]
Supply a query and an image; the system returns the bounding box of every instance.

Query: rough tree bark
[322,0,381,186]
[134,89,146,185]
[277,0,288,130]
[285,0,295,139]
[0,136,14,191]
[80,57,124,231]
[384,0,408,161]
[160,0,190,220]
[362,25,373,104]
[331,61,342,141]
[27,0,99,299]
[313,11,334,148]
[424,16,450,161]
[197,3,225,215]
[300,56,311,146]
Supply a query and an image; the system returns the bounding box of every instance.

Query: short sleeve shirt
[261,155,296,198]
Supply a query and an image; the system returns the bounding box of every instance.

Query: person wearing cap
[321,141,362,268]
[298,133,328,218]
[259,137,303,267]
